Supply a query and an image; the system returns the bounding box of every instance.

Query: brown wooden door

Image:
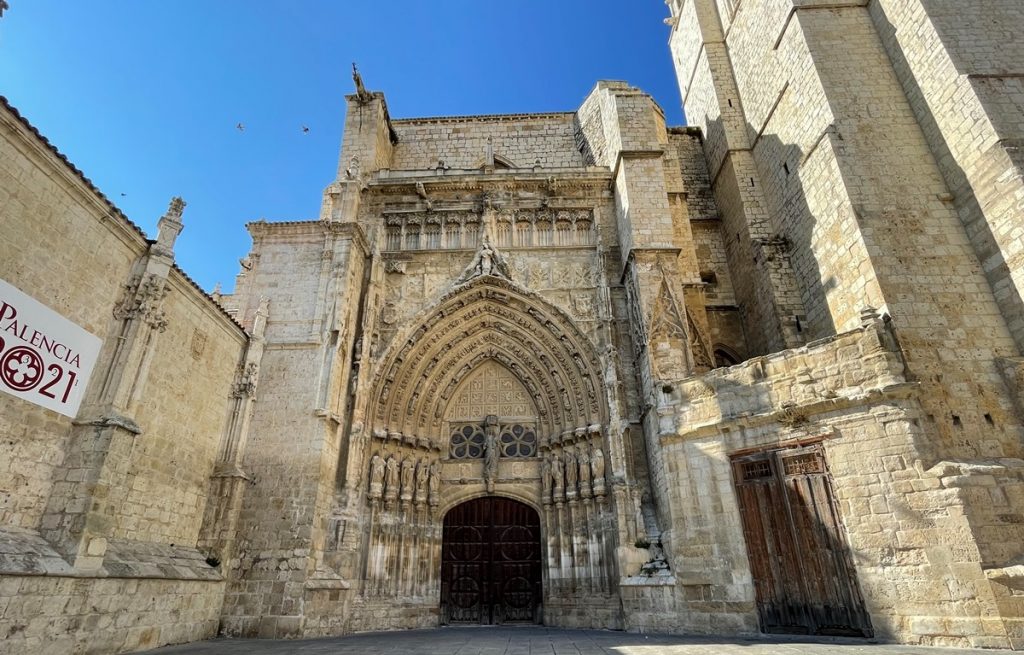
[441,497,542,624]
[733,446,873,637]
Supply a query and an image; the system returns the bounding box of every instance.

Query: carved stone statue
[483,415,500,493]
[454,235,513,284]
[428,461,440,506]
[415,459,429,504]
[384,455,399,501]
[591,446,605,475]
[578,449,592,498]
[345,155,361,180]
[591,447,606,496]
[564,449,578,499]
[551,453,564,501]
[400,458,415,502]
[368,453,385,500]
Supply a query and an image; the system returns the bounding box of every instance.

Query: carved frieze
[382,208,595,252]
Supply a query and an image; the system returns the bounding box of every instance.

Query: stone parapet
[664,315,909,442]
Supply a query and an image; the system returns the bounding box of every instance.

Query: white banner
[0,279,102,418]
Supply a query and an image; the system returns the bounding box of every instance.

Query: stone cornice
[391,111,576,125]
[611,149,665,179]
[246,220,370,255]
[368,170,613,195]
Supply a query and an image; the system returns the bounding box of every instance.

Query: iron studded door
[733,445,873,637]
[441,497,542,624]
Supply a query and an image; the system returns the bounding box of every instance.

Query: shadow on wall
[871,7,1024,354]
[702,111,838,345]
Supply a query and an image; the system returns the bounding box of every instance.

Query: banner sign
[0,279,102,418]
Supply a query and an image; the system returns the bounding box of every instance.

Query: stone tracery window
[499,424,537,457]
[449,421,537,459]
[449,424,486,459]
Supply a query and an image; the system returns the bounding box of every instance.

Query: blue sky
[1,2,683,292]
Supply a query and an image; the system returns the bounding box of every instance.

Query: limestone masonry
[2,2,1024,652]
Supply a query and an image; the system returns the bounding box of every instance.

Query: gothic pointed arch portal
[356,273,621,629]
[370,274,607,445]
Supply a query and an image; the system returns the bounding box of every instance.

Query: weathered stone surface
[3,2,1024,651]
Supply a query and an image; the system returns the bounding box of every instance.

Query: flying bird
[236,123,245,132]
[302,125,310,134]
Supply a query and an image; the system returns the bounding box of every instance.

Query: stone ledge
[0,527,221,581]
[620,574,678,587]
[660,319,912,443]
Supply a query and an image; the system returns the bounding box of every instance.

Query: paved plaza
[146,626,1009,655]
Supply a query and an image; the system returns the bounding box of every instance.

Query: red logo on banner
[1,345,44,391]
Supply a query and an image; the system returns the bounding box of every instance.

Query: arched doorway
[441,497,542,625]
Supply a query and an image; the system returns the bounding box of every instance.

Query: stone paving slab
[145,626,1011,655]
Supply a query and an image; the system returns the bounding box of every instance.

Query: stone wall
[635,317,1019,647]
[390,114,584,171]
[0,98,247,653]
[668,1,1024,646]
[219,220,366,639]
[0,575,223,655]
[869,1,1024,352]
[0,100,141,530]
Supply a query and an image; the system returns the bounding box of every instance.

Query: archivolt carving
[369,276,606,443]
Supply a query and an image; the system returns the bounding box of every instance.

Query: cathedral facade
[2,2,1024,653]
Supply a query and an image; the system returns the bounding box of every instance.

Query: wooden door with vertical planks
[733,445,873,637]
[441,497,542,624]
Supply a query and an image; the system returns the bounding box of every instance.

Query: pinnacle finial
[154,196,186,256]
[167,196,186,219]
[352,62,371,101]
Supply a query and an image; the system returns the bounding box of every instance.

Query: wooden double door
[441,497,542,624]
[733,445,873,637]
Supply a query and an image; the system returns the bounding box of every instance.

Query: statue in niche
[540,456,552,503]
[428,461,440,506]
[384,455,399,500]
[480,242,495,276]
[368,453,385,500]
[483,415,500,493]
[400,458,415,501]
[415,459,429,504]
